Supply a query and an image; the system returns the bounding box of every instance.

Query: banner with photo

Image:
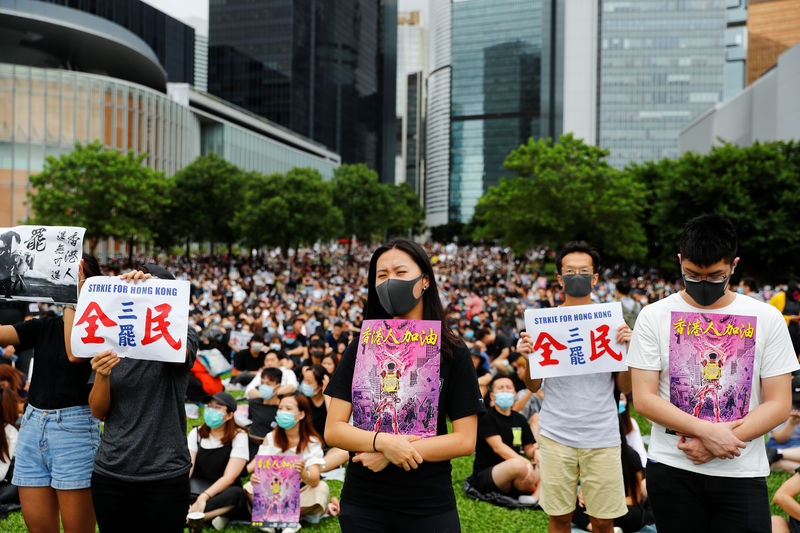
[70,276,189,362]
[524,302,628,379]
[0,225,85,304]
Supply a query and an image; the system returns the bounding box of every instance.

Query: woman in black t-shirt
[325,238,484,532]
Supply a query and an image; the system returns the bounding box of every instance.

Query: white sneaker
[282,526,302,533]
[613,528,623,533]
[259,528,276,533]
[185,403,200,419]
[211,516,229,530]
[518,494,538,505]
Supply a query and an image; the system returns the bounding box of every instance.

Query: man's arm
[733,373,792,442]
[774,473,800,521]
[484,435,520,461]
[631,367,745,459]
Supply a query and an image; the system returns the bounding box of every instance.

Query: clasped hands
[353,433,423,473]
[676,419,746,465]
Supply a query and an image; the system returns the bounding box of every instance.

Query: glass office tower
[449,0,544,223]
[208,0,396,182]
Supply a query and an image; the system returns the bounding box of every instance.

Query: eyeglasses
[562,268,593,276]
[682,271,730,283]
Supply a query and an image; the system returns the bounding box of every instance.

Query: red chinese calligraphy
[74,302,117,343]
[533,332,567,367]
[141,303,182,350]
[589,324,622,361]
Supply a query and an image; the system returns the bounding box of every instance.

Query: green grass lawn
[0,407,793,532]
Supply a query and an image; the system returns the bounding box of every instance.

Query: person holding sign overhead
[0,255,101,533]
[518,241,632,533]
[626,215,799,533]
[71,265,199,533]
[325,238,484,532]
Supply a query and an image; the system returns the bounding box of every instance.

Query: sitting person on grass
[465,375,540,507]
[771,467,800,533]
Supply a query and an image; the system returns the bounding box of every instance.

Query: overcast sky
[142,0,429,36]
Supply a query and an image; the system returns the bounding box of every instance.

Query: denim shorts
[12,404,100,490]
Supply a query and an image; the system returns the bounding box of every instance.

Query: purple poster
[251,455,300,528]
[669,311,757,423]
[352,319,441,438]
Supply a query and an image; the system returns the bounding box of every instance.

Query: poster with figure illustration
[251,455,301,528]
[669,311,757,423]
[351,319,441,438]
[0,225,85,304]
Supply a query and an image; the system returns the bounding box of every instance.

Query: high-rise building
[208,0,397,182]
[396,11,427,193]
[598,0,747,169]
[194,33,209,93]
[747,0,800,84]
[37,0,195,84]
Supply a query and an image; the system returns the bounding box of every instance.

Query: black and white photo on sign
[0,225,85,304]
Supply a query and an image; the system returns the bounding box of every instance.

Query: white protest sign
[71,276,190,362]
[229,330,253,351]
[525,302,628,379]
[0,225,85,304]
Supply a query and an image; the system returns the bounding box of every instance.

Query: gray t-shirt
[538,372,620,449]
[94,328,198,481]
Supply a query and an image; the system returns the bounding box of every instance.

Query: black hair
[741,277,758,292]
[249,334,264,345]
[616,279,631,295]
[81,254,102,278]
[305,364,329,387]
[260,367,283,384]
[489,374,514,392]
[365,238,460,359]
[475,328,492,342]
[555,241,600,274]
[679,215,737,267]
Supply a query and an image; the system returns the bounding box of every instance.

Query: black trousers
[646,460,770,533]
[339,502,461,533]
[91,470,190,533]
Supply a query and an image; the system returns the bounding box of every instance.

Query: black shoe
[767,446,783,465]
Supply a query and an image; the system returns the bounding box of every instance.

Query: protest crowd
[0,214,799,533]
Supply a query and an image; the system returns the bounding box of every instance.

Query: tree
[234,168,343,255]
[331,164,393,254]
[471,134,647,260]
[631,140,800,282]
[27,141,168,258]
[385,182,426,238]
[168,153,246,255]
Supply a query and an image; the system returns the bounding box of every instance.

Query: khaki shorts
[538,434,627,519]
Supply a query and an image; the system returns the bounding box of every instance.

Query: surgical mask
[299,383,316,397]
[259,384,274,400]
[736,287,745,294]
[251,342,264,352]
[203,408,225,429]
[562,274,594,298]
[284,337,295,345]
[268,327,276,334]
[376,275,425,317]
[269,343,281,351]
[494,392,515,411]
[683,275,729,307]
[213,316,221,324]
[464,330,474,339]
[597,289,606,298]
[276,411,298,429]
[618,400,627,414]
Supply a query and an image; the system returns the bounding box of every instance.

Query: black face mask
[561,274,594,298]
[376,274,425,317]
[683,276,729,307]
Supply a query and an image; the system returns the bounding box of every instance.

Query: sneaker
[282,526,302,533]
[211,516,229,530]
[614,528,623,533]
[518,494,538,506]
[259,528,276,533]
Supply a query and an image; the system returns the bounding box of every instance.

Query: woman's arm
[190,456,247,513]
[325,397,423,470]
[88,350,120,419]
[410,415,478,462]
[0,325,20,346]
[189,449,197,479]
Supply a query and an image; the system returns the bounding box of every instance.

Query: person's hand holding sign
[119,270,152,283]
[616,324,632,346]
[91,349,120,377]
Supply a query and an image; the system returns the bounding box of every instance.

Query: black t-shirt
[14,316,93,409]
[487,332,513,360]
[325,339,485,515]
[248,400,278,438]
[309,396,327,443]
[473,406,534,474]
[233,348,265,372]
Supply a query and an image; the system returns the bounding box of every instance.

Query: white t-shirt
[626,292,799,477]
[245,367,298,394]
[0,424,18,480]
[538,371,620,449]
[187,427,250,461]
[255,432,325,469]
[626,418,647,468]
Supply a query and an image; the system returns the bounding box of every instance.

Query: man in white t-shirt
[519,241,632,533]
[627,215,799,533]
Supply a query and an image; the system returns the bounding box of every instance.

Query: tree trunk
[127,238,134,268]
[185,237,190,259]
